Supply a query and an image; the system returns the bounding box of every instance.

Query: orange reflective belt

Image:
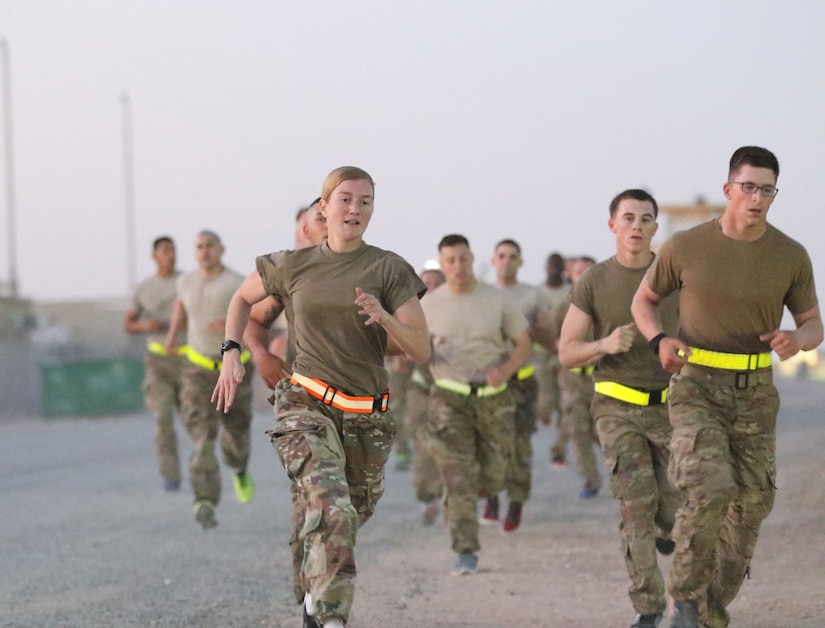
[290,372,389,414]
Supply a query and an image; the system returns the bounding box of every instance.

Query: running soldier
[213,167,430,628]
[632,146,823,627]
[422,234,530,575]
[559,190,682,627]
[165,231,255,529]
[124,236,185,492]
[480,239,555,532]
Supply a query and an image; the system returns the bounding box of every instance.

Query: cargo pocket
[301,508,328,578]
[266,415,327,482]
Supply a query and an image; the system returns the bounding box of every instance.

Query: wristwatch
[220,339,242,356]
[648,333,668,355]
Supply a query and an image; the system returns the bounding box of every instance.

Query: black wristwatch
[220,339,242,356]
[648,333,668,355]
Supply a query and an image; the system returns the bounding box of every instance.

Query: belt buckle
[322,385,337,405]
[372,392,389,413]
[735,372,749,390]
[469,384,480,396]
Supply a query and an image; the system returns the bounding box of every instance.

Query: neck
[615,249,652,269]
[718,213,767,242]
[200,263,223,279]
[449,276,477,294]
[496,276,517,288]
[156,267,175,278]
[326,234,363,253]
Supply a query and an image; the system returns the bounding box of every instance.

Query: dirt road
[2,377,823,627]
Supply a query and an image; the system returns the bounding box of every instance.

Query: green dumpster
[39,358,145,417]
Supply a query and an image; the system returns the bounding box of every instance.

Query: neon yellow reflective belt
[594,381,667,407]
[516,365,536,380]
[185,346,251,371]
[569,365,595,375]
[681,347,771,371]
[147,341,189,357]
[434,378,508,398]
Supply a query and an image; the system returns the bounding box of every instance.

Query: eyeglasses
[729,181,779,197]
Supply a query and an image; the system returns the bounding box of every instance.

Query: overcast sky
[1,1,824,302]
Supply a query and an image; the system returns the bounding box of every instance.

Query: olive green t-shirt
[646,220,818,353]
[572,256,678,389]
[256,242,426,396]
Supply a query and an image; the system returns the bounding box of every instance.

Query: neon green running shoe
[233,471,254,504]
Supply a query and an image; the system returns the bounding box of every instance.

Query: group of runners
[125,148,822,628]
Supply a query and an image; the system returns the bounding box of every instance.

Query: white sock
[322,620,345,628]
[304,593,314,616]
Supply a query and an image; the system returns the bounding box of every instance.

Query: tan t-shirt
[496,281,555,367]
[572,256,678,389]
[131,271,183,345]
[257,242,426,396]
[177,267,245,358]
[422,282,529,383]
[647,220,818,353]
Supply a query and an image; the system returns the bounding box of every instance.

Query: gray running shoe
[631,613,662,627]
[672,601,700,628]
[451,552,478,576]
[193,499,217,530]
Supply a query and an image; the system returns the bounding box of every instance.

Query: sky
[1,1,824,302]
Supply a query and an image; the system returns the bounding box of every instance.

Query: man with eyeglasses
[632,146,823,627]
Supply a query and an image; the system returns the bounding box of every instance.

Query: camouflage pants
[388,367,412,457]
[406,383,441,503]
[180,362,253,504]
[558,369,601,490]
[504,375,539,503]
[268,378,396,624]
[592,394,682,616]
[535,351,562,420]
[426,386,515,554]
[666,365,778,628]
[142,352,184,483]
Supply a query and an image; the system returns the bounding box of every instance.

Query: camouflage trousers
[426,386,515,554]
[504,375,539,503]
[536,352,562,424]
[388,367,412,457]
[592,394,682,616]
[406,382,441,503]
[558,369,601,491]
[268,378,396,624]
[666,364,778,628]
[180,361,253,504]
[142,351,184,483]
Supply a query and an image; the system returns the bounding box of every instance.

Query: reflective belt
[594,381,668,407]
[147,341,188,357]
[185,346,251,371]
[681,347,772,371]
[515,365,536,380]
[434,378,508,398]
[291,372,389,414]
[569,365,595,375]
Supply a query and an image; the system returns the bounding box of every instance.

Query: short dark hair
[152,236,174,251]
[729,146,779,179]
[608,189,659,218]
[494,238,521,254]
[438,234,470,251]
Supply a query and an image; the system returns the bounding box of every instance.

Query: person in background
[124,236,185,492]
[480,239,555,532]
[535,252,568,435]
[632,146,823,627]
[421,234,530,575]
[213,167,430,628]
[165,230,255,529]
[559,189,682,628]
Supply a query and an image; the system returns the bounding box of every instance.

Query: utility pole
[1,38,19,299]
[120,92,137,294]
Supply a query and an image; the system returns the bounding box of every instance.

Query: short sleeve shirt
[646,220,818,353]
[257,242,426,395]
[176,268,245,358]
[572,256,678,389]
[422,282,529,383]
[131,271,183,345]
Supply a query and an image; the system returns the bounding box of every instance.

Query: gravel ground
[1,377,823,627]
